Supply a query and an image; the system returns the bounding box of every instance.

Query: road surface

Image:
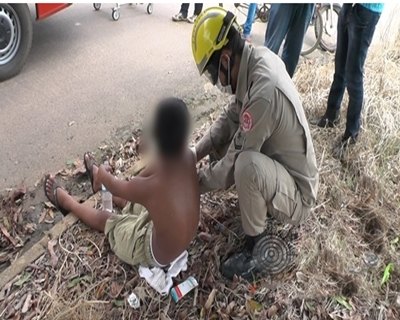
[0,3,213,190]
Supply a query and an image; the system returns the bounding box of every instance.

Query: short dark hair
[152,97,190,157]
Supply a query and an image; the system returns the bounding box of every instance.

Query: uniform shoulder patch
[241,111,253,132]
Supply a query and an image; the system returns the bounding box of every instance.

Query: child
[44,98,200,267]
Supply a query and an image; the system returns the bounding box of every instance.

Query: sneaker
[187,14,198,24]
[172,12,187,22]
[314,111,340,128]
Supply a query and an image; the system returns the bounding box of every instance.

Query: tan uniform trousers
[234,150,309,236]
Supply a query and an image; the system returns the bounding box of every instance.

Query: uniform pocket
[271,180,303,225]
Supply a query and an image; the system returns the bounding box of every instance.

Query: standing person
[191,7,318,280]
[242,3,257,41]
[264,4,314,77]
[172,3,203,24]
[316,4,383,152]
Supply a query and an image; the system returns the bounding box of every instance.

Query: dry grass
[0,42,399,319]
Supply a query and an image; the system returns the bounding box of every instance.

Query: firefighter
[191,7,319,280]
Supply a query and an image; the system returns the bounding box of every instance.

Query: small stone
[363,252,379,267]
[127,292,140,309]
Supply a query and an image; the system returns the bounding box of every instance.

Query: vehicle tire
[0,4,32,82]
[317,4,341,53]
[93,3,101,11]
[301,9,323,56]
[112,8,120,21]
[147,4,153,15]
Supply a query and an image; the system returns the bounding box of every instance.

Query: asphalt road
[0,3,216,190]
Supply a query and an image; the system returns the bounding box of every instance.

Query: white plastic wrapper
[127,292,140,309]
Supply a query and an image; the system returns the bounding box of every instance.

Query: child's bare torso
[137,149,199,265]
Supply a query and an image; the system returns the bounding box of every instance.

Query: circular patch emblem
[242,111,253,132]
[253,235,294,275]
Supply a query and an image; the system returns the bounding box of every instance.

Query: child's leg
[45,175,112,232]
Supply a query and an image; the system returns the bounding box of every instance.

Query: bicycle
[234,3,271,24]
[301,3,341,56]
[318,3,341,53]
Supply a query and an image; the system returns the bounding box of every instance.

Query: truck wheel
[0,4,32,82]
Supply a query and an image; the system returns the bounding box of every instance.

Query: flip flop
[83,152,97,194]
[43,174,69,216]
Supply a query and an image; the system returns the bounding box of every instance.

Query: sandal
[83,152,98,194]
[43,174,69,216]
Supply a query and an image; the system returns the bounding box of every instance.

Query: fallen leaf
[44,202,55,209]
[24,223,36,234]
[11,186,27,203]
[267,304,278,317]
[204,288,217,310]
[334,296,352,310]
[113,299,124,307]
[95,282,107,299]
[47,239,58,267]
[14,272,31,287]
[110,282,123,298]
[0,223,17,246]
[38,210,47,224]
[133,286,147,301]
[246,299,263,314]
[21,293,32,313]
[67,275,90,288]
[198,232,212,242]
[99,145,108,150]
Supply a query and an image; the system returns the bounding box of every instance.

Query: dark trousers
[180,3,203,18]
[264,4,314,78]
[326,4,380,139]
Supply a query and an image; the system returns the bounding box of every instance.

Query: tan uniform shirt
[196,43,319,209]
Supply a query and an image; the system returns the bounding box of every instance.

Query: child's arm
[97,165,149,204]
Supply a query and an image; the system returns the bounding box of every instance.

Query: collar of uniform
[235,42,253,104]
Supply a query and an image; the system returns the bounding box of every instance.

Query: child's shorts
[104,202,159,267]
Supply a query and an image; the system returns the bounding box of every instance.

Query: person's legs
[281,4,314,77]
[45,175,112,232]
[221,151,305,280]
[235,151,304,236]
[243,3,258,38]
[318,4,351,126]
[193,3,203,15]
[264,4,293,54]
[343,4,381,140]
[180,3,189,17]
[172,3,189,21]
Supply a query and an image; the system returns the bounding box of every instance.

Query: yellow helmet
[191,7,239,76]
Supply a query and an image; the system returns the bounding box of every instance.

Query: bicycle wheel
[301,9,323,56]
[317,4,341,53]
[257,4,270,23]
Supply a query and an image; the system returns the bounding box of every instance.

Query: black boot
[220,234,265,281]
[316,110,340,128]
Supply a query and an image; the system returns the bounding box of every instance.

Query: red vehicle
[0,3,70,81]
